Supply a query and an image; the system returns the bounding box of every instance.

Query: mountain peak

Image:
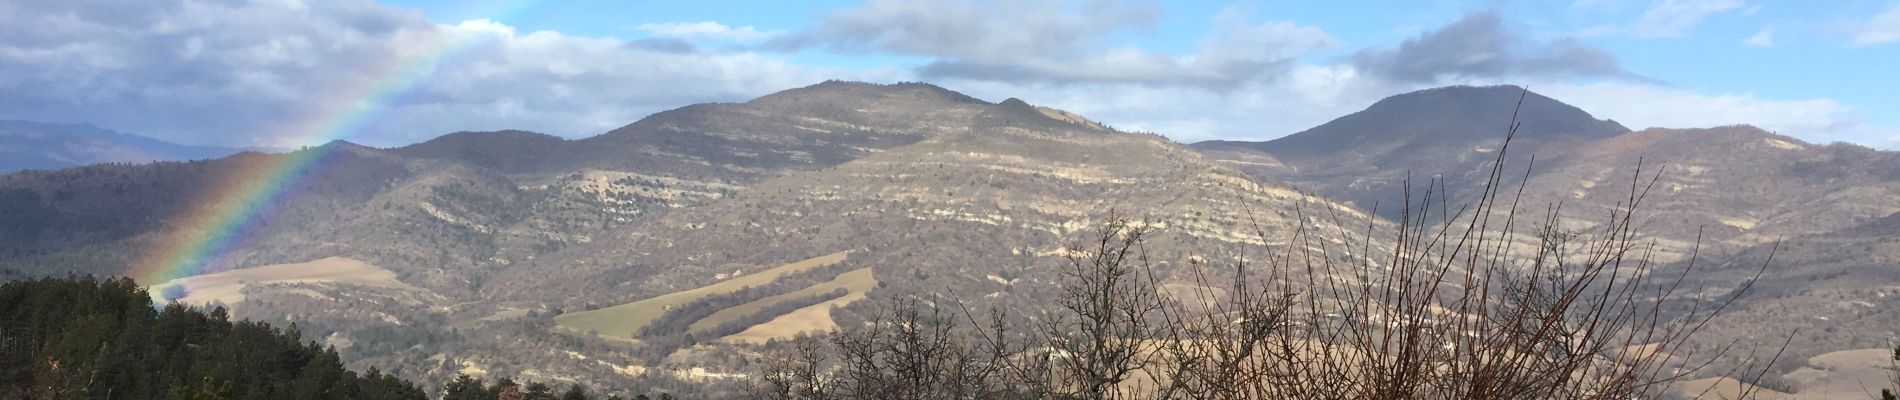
[974,97,1092,132]
[392,130,570,172]
[748,80,981,108]
[1238,85,1629,164]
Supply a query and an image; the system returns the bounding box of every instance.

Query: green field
[553,252,849,339]
[688,267,877,333]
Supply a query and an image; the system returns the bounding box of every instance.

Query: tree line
[0,276,682,400]
[0,276,421,399]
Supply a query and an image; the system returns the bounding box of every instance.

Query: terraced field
[552,252,850,339]
[689,268,877,334]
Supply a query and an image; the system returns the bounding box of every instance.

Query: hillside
[1653,211,1900,386]
[1194,86,1900,389]
[463,93,1384,383]
[503,94,1380,304]
[1198,88,1900,259]
[1520,125,1900,257]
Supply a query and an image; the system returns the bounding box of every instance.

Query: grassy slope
[552,252,849,339]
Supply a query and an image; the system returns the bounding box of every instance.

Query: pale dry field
[147,256,421,309]
[1667,347,1893,399]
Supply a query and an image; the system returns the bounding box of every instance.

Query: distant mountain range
[0,120,254,173]
[3,81,1895,395]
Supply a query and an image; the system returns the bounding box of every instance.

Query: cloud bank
[0,0,1887,149]
[0,0,848,147]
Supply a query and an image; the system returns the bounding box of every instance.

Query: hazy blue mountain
[0,120,250,173]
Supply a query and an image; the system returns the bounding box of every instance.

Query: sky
[1,0,1896,149]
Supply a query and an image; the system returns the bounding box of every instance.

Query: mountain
[0,120,250,173]
[0,81,1376,392]
[1196,87,1900,258]
[1194,85,1630,215]
[493,93,1375,309]
[7,80,1894,394]
[1194,86,1900,390]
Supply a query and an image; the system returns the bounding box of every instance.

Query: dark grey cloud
[1350,11,1648,84]
[775,0,1334,87]
[774,0,1160,61]
[626,37,699,54]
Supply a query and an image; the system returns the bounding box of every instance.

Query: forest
[0,276,660,400]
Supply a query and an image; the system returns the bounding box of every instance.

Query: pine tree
[560,384,591,400]
[524,382,557,400]
[443,374,489,400]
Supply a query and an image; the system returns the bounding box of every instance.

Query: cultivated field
[146,257,422,309]
[690,267,877,333]
[1664,347,1892,399]
[553,252,850,339]
[718,268,878,344]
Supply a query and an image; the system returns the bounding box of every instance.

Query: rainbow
[130,7,539,287]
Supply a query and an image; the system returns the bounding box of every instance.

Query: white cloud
[1856,4,1900,46]
[1634,0,1745,37]
[634,21,779,43]
[1742,27,1774,47]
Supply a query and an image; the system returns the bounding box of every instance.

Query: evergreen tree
[523,382,557,400]
[560,384,591,400]
[443,374,490,400]
[0,277,427,399]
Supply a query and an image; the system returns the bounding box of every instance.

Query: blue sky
[1,0,1896,147]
